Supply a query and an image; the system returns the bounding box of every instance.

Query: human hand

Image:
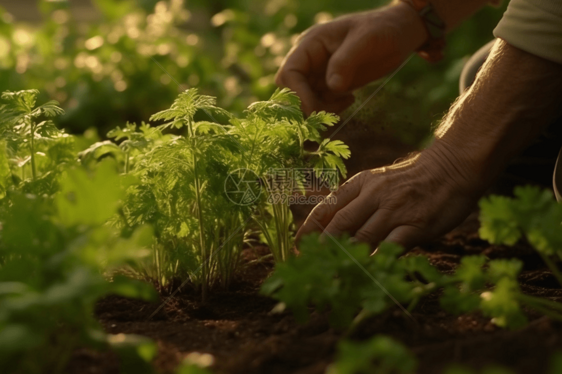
[275,2,427,115]
[296,144,484,250]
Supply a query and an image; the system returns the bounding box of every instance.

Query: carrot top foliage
[0,87,350,371]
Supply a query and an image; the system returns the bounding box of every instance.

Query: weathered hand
[275,2,427,115]
[296,145,482,250]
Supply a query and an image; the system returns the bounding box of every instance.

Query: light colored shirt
[494,0,562,64]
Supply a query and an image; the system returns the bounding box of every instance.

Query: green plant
[480,186,562,285]
[146,88,242,301]
[0,162,159,373]
[0,89,70,194]
[261,231,562,332]
[477,186,562,325]
[237,89,349,261]
[261,234,414,328]
[97,88,350,299]
[261,228,562,374]
[326,335,416,374]
[441,256,530,329]
[260,233,464,331]
[0,90,165,373]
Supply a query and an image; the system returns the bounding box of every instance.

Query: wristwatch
[400,0,446,63]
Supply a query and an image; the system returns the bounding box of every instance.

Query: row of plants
[0,89,220,372]
[3,85,562,373]
[0,87,349,371]
[86,87,349,298]
[261,185,562,372]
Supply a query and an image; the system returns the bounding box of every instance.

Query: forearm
[428,39,562,192]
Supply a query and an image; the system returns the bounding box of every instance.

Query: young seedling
[98,88,351,300]
[479,186,562,286]
[478,186,562,324]
[327,335,417,374]
[0,89,69,192]
[0,90,160,373]
[263,228,562,334]
[232,88,349,262]
[261,234,418,328]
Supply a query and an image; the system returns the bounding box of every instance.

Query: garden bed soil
[75,121,562,374]
[88,219,562,374]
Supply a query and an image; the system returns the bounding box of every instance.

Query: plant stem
[518,293,562,313]
[407,282,438,312]
[538,252,562,288]
[519,297,562,323]
[282,201,292,260]
[254,205,278,261]
[188,119,208,303]
[273,202,284,261]
[344,308,372,338]
[29,119,37,180]
[125,152,130,174]
[193,150,208,302]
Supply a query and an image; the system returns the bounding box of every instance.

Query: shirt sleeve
[493,0,562,64]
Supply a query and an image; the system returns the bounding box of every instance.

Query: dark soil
[84,220,562,374]
[71,121,562,374]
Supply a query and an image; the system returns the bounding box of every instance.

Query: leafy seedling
[326,335,417,374]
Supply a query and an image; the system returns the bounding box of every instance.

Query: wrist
[423,135,493,196]
[388,1,429,53]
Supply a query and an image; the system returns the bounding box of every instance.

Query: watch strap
[401,0,446,62]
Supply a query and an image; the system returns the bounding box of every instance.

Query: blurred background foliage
[0,0,507,144]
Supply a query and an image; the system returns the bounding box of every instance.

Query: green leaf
[455,255,487,292]
[32,100,65,118]
[150,89,231,128]
[247,88,303,122]
[327,335,417,374]
[107,334,157,374]
[402,255,444,284]
[110,276,158,301]
[261,234,413,327]
[440,286,481,314]
[79,140,124,165]
[487,259,522,283]
[324,139,351,159]
[0,324,42,353]
[304,111,339,142]
[440,256,488,314]
[56,159,132,226]
[480,278,527,329]
[479,195,520,245]
[479,186,562,256]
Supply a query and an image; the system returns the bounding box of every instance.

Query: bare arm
[433,39,562,192]
[297,39,562,249]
